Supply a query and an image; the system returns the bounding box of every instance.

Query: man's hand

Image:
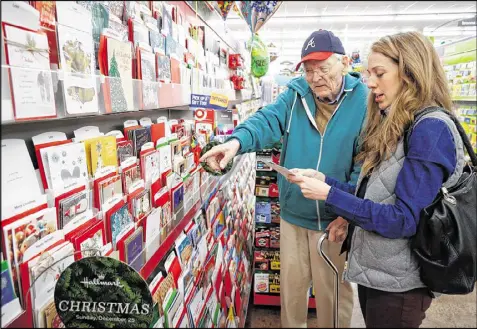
[289,168,325,181]
[288,175,331,200]
[199,139,241,171]
[326,217,348,243]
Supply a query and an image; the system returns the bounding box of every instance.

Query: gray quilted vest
[344,111,466,292]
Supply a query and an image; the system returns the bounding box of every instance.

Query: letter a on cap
[305,38,315,51]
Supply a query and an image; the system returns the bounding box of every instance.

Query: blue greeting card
[110,204,132,247]
[126,228,144,272]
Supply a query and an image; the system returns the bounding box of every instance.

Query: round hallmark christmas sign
[54,256,153,328]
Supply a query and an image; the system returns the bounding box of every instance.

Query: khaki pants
[280,219,354,328]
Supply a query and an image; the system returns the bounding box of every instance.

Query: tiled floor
[245,284,477,328]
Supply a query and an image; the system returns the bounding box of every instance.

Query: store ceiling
[222,1,476,67]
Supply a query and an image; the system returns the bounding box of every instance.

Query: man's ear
[341,55,350,75]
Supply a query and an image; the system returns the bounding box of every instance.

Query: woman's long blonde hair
[356,31,453,177]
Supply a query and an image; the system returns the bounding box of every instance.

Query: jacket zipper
[312,94,348,230]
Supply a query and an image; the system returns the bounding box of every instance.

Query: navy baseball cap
[295,30,346,71]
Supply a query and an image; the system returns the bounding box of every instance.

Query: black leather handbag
[404,107,477,294]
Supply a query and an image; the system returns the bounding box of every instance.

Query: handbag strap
[404,106,477,166]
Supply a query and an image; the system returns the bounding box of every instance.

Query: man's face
[304,56,346,101]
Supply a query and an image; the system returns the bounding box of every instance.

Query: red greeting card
[150,122,166,145]
[72,219,106,260]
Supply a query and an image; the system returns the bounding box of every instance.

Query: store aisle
[245,284,477,328]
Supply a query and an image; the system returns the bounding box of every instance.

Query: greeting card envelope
[44,142,88,191]
[3,24,56,120]
[89,135,118,176]
[57,24,98,115]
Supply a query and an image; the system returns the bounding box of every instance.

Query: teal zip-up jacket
[231,72,368,231]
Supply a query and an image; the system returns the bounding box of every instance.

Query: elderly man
[201,30,368,327]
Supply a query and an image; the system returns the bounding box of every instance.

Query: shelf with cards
[1,65,239,125]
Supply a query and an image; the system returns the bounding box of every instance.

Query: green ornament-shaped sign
[54,256,153,328]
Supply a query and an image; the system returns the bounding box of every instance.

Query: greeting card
[106,38,133,112]
[89,135,118,176]
[1,139,43,210]
[99,174,122,207]
[59,190,90,228]
[75,220,106,259]
[142,150,160,184]
[161,3,172,37]
[133,127,152,155]
[117,140,135,164]
[44,142,88,191]
[29,242,74,305]
[131,189,151,221]
[122,165,140,194]
[3,24,56,120]
[144,208,161,260]
[57,24,98,115]
[44,299,64,328]
[140,50,159,109]
[149,30,165,54]
[125,228,145,272]
[157,54,171,82]
[10,207,58,266]
[109,203,133,247]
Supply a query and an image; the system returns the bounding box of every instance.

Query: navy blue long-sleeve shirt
[325,118,457,239]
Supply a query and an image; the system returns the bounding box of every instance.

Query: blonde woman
[289,31,466,328]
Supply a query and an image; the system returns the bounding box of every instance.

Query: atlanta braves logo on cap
[305,37,315,51]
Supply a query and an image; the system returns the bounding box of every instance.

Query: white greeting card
[158,144,172,174]
[4,25,56,120]
[144,151,160,185]
[29,242,74,308]
[145,208,161,260]
[1,139,43,211]
[57,24,98,114]
[44,142,89,191]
